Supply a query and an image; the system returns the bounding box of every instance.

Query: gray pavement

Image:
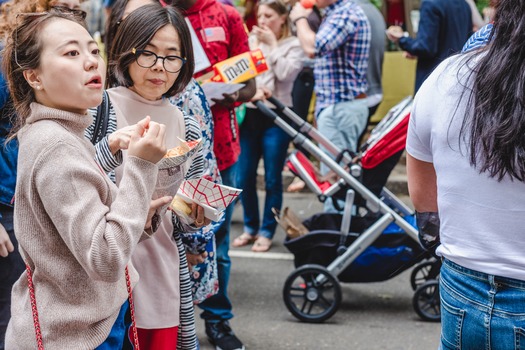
[194,189,441,350]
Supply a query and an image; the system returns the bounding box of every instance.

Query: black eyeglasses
[51,5,87,19]
[132,48,186,73]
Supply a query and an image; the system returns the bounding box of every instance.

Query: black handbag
[90,90,110,144]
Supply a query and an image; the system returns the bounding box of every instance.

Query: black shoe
[205,320,245,350]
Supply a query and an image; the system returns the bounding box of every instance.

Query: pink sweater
[6,103,158,349]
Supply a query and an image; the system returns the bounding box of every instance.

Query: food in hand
[164,139,200,158]
[170,196,192,215]
[164,145,187,158]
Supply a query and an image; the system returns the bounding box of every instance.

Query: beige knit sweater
[5,103,158,349]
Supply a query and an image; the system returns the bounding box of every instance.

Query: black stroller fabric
[284,214,427,283]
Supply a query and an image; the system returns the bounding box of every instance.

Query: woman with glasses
[233,0,303,252]
[102,0,222,348]
[2,9,172,349]
[88,3,208,349]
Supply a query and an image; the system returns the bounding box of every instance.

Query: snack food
[169,196,192,215]
[209,50,269,84]
[164,139,201,158]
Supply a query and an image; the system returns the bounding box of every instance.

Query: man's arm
[290,4,316,58]
[387,1,441,58]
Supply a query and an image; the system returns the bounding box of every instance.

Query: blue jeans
[198,163,237,322]
[237,113,290,239]
[440,258,525,350]
[316,99,368,213]
[0,207,24,350]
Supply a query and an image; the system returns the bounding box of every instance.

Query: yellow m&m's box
[209,49,268,84]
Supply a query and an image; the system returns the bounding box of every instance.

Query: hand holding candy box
[172,178,242,222]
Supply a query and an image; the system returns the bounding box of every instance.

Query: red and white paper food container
[177,178,242,221]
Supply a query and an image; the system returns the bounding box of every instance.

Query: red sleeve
[224,5,250,57]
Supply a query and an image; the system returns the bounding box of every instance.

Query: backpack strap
[90,90,110,144]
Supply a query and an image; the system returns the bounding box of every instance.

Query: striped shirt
[462,23,493,53]
[314,0,371,115]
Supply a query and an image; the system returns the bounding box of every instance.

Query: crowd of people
[0,0,517,349]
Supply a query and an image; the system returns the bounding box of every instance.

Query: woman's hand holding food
[145,196,173,230]
[189,203,211,228]
[127,116,167,164]
[252,25,277,49]
[107,125,136,155]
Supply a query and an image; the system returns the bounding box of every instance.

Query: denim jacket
[0,71,17,209]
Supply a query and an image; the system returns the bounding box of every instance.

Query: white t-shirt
[407,54,525,281]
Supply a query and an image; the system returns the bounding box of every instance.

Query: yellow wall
[371,51,417,123]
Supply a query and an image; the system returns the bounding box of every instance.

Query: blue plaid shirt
[314,0,370,115]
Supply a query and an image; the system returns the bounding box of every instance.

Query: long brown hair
[258,0,292,40]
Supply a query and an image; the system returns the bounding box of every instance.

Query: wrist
[293,16,308,26]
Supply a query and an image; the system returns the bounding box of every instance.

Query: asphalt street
[194,190,441,350]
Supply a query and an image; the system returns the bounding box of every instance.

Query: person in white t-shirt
[406,1,525,347]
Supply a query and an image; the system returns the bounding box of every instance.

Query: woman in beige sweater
[2,10,170,349]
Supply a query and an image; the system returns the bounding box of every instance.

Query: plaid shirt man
[314,0,371,115]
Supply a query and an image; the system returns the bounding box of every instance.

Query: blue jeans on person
[198,162,237,322]
[440,258,525,350]
[237,113,290,240]
[0,206,24,350]
[316,99,368,213]
[95,301,130,349]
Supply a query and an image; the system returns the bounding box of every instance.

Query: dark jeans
[198,163,238,322]
[237,108,291,239]
[0,207,24,350]
[291,68,315,122]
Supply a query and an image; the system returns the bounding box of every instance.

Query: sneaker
[205,320,245,350]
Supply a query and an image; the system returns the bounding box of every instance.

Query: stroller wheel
[283,264,342,323]
[410,260,440,290]
[412,280,441,322]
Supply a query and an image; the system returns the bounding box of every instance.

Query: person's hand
[403,51,417,59]
[0,223,14,258]
[189,203,211,228]
[127,116,167,164]
[386,25,404,43]
[144,196,173,230]
[250,87,272,102]
[290,2,310,24]
[186,251,208,268]
[211,91,240,108]
[107,125,136,155]
[251,25,278,48]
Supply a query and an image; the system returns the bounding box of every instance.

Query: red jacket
[185,0,250,171]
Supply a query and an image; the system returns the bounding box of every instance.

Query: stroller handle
[267,96,286,112]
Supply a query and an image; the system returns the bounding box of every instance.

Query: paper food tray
[158,138,202,169]
[177,178,242,221]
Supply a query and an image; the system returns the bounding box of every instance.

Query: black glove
[416,211,440,253]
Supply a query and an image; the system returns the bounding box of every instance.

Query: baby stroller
[254,97,441,323]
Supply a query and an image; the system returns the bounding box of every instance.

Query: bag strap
[26,264,44,350]
[90,90,110,144]
[26,264,140,350]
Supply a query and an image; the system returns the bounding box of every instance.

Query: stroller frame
[255,97,440,323]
